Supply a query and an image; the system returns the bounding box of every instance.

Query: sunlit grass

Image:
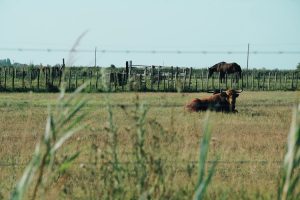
[0,91,298,199]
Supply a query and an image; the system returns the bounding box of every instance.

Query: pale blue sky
[0,0,300,69]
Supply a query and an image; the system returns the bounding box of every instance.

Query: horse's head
[208,62,224,78]
[208,67,214,78]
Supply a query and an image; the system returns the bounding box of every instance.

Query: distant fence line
[0,62,299,92]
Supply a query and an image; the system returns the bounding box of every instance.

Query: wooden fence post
[22,67,25,89]
[285,74,287,90]
[218,72,221,91]
[151,65,154,91]
[68,68,72,90]
[188,67,192,91]
[37,68,40,91]
[295,72,298,90]
[12,67,15,90]
[195,74,198,92]
[175,67,179,91]
[75,71,78,89]
[108,71,112,92]
[29,68,32,89]
[206,71,209,91]
[82,71,85,85]
[251,71,254,91]
[183,68,187,91]
[96,70,99,90]
[157,66,161,91]
[279,73,282,90]
[50,67,54,86]
[171,66,174,91]
[144,67,147,91]
[139,73,143,91]
[128,60,132,81]
[112,72,116,91]
[274,72,277,90]
[163,73,166,91]
[166,68,169,91]
[90,70,93,91]
[4,68,7,89]
[262,73,266,91]
[292,72,295,90]
[122,71,125,91]
[241,72,244,90]
[59,58,65,87]
[246,70,249,89]
[201,71,204,91]
[257,73,260,90]
[268,72,271,91]
[44,68,47,88]
[127,61,132,92]
[167,73,170,91]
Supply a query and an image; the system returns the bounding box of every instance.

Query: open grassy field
[0,91,299,199]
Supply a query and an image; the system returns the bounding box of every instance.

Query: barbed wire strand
[0,48,300,55]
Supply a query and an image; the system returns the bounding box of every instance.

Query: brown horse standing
[208,62,242,83]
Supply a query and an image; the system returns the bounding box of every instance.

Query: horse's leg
[220,74,223,83]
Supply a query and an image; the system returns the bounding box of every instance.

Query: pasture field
[0,91,299,199]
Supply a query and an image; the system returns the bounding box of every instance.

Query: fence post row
[0,64,299,92]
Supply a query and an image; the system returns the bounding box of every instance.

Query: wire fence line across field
[1,47,300,55]
[0,160,283,168]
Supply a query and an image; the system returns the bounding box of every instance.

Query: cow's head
[224,89,242,111]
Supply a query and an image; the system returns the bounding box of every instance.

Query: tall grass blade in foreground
[278,104,300,200]
[10,84,87,200]
[193,112,217,200]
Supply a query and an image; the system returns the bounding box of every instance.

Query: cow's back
[186,98,203,112]
[186,94,224,112]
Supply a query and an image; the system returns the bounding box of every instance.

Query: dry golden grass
[0,91,299,199]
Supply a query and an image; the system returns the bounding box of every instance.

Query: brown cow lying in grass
[185,89,242,112]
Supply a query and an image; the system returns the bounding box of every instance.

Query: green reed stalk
[193,112,217,200]
[278,104,300,200]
